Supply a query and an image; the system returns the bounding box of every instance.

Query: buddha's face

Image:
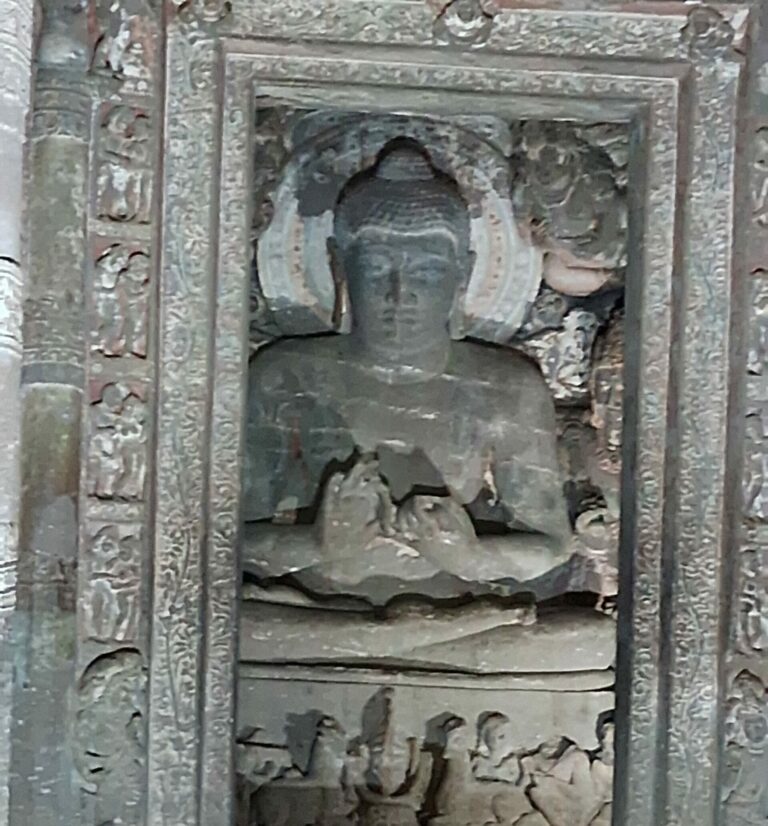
[342,232,462,352]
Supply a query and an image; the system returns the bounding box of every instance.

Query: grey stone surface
[724,1,768,824]
[9,3,89,825]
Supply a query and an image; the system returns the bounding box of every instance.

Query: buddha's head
[476,712,514,763]
[334,140,472,359]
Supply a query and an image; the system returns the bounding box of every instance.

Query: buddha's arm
[454,533,569,583]
[242,522,321,578]
[242,516,388,579]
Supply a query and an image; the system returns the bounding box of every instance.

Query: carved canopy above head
[256,113,544,343]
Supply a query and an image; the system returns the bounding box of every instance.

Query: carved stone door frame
[150,3,752,825]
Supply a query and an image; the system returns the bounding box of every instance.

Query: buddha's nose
[386,269,402,304]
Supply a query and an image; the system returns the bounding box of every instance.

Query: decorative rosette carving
[171,0,231,24]
[433,0,495,48]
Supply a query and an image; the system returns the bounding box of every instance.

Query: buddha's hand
[316,456,395,554]
[396,495,477,570]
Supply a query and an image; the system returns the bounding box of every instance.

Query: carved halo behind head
[256,113,543,342]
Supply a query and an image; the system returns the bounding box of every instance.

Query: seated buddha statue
[241,139,573,603]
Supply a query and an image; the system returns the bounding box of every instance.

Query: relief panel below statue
[236,679,614,826]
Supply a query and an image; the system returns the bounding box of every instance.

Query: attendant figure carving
[252,716,356,826]
[89,383,147,501]
[430,716,532,825]
[472,713,521,784]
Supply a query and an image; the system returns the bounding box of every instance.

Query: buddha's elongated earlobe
[326,237,351,333]
[448,249,475,340]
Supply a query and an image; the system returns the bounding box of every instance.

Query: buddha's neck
[348,325,451,383]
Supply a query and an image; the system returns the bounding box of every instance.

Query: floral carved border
[149,4,752,826]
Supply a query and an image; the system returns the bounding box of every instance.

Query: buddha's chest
[246,355,507,515]
[255,357,494,462]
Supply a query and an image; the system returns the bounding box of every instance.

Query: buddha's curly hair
[334,138,473,279]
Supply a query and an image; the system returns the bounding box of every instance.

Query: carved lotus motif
[433,0,494,48]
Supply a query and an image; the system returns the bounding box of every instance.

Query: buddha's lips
[379,310,424,323]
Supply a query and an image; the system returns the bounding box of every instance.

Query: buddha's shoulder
[249,336,348,381]
[446,340,546,389]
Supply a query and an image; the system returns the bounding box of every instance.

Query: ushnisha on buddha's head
[333,139,473,362]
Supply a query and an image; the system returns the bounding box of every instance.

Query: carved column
[724,3,768,824]
[75,2,161,825]
[8,2,89,825]
[0,1,35,822]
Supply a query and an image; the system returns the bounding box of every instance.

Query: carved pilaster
[0,0,34,821]
[723,3,768,825]
[77,1,161,825]
[9,3,89,826]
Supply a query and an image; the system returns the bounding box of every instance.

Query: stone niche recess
[9,4,759,826]
[236,104,627,826]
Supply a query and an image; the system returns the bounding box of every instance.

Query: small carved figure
[356,688,433,826]
[244,139,572,600]
[752,128,768,230]
[252,716,356,826]
[513,121,626,293]
[563,309,624,609]
[723,671,768,823]
[92,0,155,83]
[96,106,152,223]
[735,547,768,654]
[93,244,149,358]
[75,650,146,826]
[431,716,533,826]
[744,410,768,522]
[84,525,141,643]
[518,309,600,402]
[472,713,521,784]
[88,383,147,501]
[525,720,613,826]
[588,309,623,506]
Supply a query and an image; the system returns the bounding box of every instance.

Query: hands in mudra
[316,455,478,565]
